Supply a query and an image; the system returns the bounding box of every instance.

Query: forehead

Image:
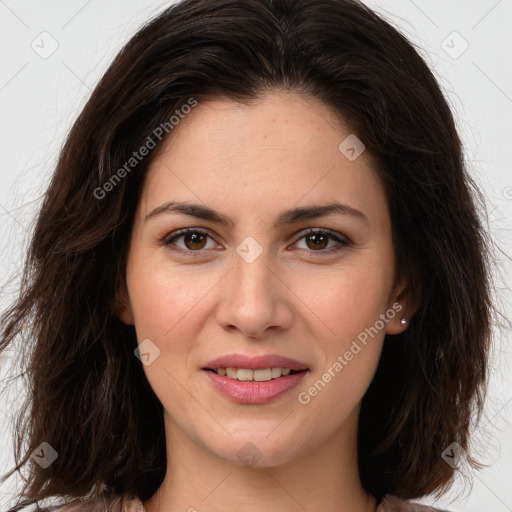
[153,91,348,163]
[140,91,388,230]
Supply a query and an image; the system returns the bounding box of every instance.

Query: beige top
[43,492,449,511]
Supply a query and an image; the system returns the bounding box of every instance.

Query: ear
[385,276,418,335]
[113,284,135,326]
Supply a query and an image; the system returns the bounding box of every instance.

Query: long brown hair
[1,0,495,509]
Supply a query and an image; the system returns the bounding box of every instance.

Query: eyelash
[161,227,349,257]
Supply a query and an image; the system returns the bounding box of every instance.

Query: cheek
[126,255,214,342]
[289,259,393,412]
[124,259,216,411]
[290,260,394,345]
[295,280,388,434]
[125,260,211,419]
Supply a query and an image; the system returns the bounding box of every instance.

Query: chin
[201,429,307,469]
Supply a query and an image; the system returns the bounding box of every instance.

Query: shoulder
[378,494,453,512]
[20,493,144,512]
[19,494,456,512]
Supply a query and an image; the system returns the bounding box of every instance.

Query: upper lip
[203,353,309,371]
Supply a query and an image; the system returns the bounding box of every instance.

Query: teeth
[226,367,238,379]
[254,368,272,381]
[271,367,282,379]
[237,368,253,381]
[216,367,295,381]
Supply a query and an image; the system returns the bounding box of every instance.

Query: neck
[144,408,377,512]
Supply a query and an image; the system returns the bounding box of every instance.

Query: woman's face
[119,91,407,468]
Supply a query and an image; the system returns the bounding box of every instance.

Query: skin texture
[118,91,410,512]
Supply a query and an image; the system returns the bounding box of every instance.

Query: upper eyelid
[164,227,349,248]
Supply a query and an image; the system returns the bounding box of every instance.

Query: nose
[215,247,293,339]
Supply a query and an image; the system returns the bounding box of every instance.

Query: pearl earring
[400,314,407,326]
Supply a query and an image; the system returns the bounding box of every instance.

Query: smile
[203,368,308,404]
[208,367,296,381]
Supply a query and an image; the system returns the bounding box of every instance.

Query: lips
[202,353,309,404]
[203,353,309,372]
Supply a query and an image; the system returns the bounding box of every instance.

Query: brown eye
[293,228,349,254]
[163,229,217,253]
[182,231,207,250]
[304,233,329,250]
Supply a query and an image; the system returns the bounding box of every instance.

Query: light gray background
[0,1,511,511]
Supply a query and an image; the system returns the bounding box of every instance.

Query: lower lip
[204,370,308,404]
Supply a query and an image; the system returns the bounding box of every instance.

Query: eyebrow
[145,201,369,227]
